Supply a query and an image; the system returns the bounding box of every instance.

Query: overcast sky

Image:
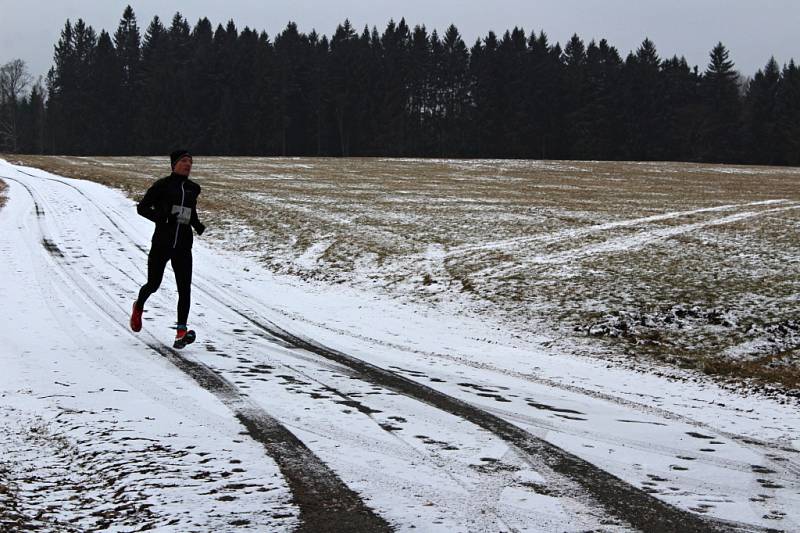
[1,0,798,82]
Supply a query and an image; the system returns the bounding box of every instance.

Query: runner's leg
[137,247,170,308]
[172,249,193,326]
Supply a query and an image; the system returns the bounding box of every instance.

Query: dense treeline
[1,6,799,164]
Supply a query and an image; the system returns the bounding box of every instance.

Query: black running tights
[136,247,193,326]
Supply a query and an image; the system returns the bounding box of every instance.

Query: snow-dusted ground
[1,158,799,532]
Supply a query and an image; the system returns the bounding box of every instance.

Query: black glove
[195,222,205,236]
[166,212,178,224]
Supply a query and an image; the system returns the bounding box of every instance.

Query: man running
[129,149,205,348]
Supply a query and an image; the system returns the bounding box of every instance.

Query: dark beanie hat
[170,149,191,169]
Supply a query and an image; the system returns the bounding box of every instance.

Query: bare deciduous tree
[0,59,33,152]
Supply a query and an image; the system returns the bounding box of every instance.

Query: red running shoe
[130,302,143,332]
[173,327,196,349]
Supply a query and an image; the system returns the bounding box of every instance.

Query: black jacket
[137,172,205,250]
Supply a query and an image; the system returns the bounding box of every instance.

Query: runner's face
[174,155,192,176]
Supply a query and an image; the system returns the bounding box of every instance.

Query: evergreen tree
[167,12,193,147]
[137,15,171,153]
[113,5,141,154]
[498,27,530,157]
[470,31,505,157]
[90,31,120,153]
[621,38,666,160]
[307,31,334,156]
[47,20,78,153]
[775,60,800,165]
[370,19,411,155]
[561,34,591,157]
[744,57,782,164]
[406,24,433,155]
[523,31,563,158]
[273,22,314,155]
[232,27,266,154]
[574,39,623,159]
[328,20,368,156]
[57,18,98,154]
[211,20,240,154]
[435,25,470,156]
[661,55,703,161]
[184,17,216,153]
[699,42,742,162]
[17,79,46,153]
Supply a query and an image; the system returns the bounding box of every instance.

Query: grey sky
[1,0,798,82]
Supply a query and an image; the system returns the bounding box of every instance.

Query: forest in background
[1,5,798,165]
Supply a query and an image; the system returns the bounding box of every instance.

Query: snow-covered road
[1,159,798,532]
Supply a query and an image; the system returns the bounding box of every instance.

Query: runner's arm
[190,206,205,235]
[136,182,168,223]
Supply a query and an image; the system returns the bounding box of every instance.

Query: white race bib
[171,205,192,225]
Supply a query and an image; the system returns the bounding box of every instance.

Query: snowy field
[9,155,800,389]
[1,157,799,532]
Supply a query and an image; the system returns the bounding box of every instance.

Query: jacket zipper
[173,182,185,249]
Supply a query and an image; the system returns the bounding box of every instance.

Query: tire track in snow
[5,167,761,532]
[2,173,392,533]
[12,168,148,254]
[194,263,800,489]
[207,304,758,533]
[479,402,799,484]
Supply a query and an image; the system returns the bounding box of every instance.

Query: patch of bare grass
[700,352,800,391]
[0,179,7,210]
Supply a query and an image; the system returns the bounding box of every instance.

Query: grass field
[6,155,800,389]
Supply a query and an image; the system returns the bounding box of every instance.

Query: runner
[129,149,205,348]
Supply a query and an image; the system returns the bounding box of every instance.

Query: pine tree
[621,38,666,160]
[306,31,333,156]
[436,25,470,156]
[661,55,703,161]
[744,57,781,164]
[165,13,193,148]
[184,17,216,154]
[775,60,800,165]
[574,39,623,159]
[113,5,141,154]
[47,20,79,153]
[90,31,120,154]
[498,27,530,157]
[137,15,170,153]
[17,79,46,153]
[699,42,742,162]
[370,19,410,155]
[273,22,314,155]
[562,34,591,157]
[406,24,432,155]
[522,31,560,158]
[328,20,367,156]
[470,31,505,157]
[211,20,240,154]
[50,18,98,154]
